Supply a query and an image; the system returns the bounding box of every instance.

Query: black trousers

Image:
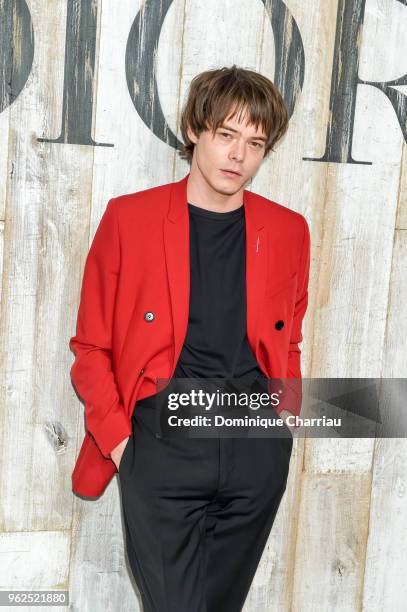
[119,387,293,612]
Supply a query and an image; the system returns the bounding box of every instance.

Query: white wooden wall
[0,1,406,611]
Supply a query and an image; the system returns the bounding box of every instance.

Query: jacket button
[275,320,284,330]
[144,311,155,322]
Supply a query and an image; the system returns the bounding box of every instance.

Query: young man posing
[69,65,311,611]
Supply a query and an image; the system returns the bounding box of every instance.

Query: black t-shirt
[173,202,263,380]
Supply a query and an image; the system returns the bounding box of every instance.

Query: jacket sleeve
[69,198,132,459]
[273,215,310,419]
[287,215,311,379]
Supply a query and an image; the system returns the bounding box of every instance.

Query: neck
[186,161,247,213]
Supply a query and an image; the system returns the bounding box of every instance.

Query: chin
[215,181,240,195]
[202,168,242,194]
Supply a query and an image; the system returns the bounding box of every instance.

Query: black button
[275,320,284,330]
[139,368,144,376]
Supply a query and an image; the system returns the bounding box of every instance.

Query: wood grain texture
[0,0,406,610]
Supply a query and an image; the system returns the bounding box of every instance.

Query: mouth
[220,169,242,178]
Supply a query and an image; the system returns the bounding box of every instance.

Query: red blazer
[69,173,310,497]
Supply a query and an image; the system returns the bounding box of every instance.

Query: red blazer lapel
[163,175,191,376]
[242,189,267,373]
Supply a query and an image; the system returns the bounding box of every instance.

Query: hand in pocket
[110,436,131,471]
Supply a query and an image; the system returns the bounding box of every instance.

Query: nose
[229,139,245,161]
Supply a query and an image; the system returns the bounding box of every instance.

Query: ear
[186,124,198,144]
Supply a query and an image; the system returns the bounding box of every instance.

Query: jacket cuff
[268,378,302,418]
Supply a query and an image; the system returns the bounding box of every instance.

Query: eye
[251,142,263,148]
[219,132,232,139]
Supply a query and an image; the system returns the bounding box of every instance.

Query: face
[186,108,267,196]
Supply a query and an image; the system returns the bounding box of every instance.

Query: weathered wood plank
[0,1,406,610]
[292,473,371,611]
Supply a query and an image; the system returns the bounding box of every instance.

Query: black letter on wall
[305,0,407,165]
[38,0,113,147]
[0,0,33,113]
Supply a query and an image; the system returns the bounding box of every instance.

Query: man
[69,65,310,611]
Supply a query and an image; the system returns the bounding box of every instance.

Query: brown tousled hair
[178,65,289,164]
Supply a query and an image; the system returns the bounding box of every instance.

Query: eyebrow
[219,123,267,142]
